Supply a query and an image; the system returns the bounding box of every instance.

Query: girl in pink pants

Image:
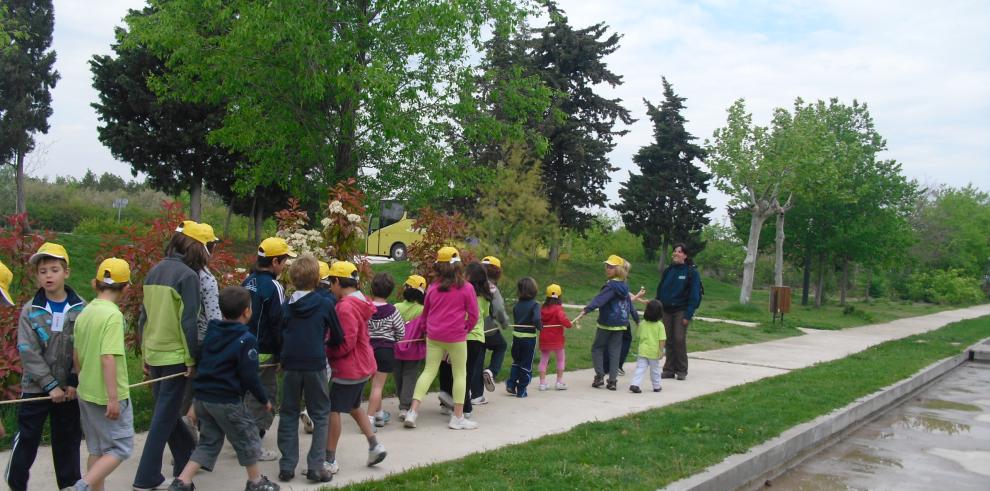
[538,284,574,390]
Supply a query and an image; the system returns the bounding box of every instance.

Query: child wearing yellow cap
[538,284,573,391]
[392,275,427,421]
[73,258,134,491]
[9,242,85,490]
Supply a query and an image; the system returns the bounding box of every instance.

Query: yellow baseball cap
[182,222,219,246]
[546,283,562,299]
[404,274,427,292]
[481,256,502,269]
[29,242,70,266]
[0,260,13,306]
[328,260,359,280]
[603,254,624,267]
[318,261,332,281]
[96,258,131,285]
[258,237,297,258]
[436,246,461,263]
[175,220,197,233]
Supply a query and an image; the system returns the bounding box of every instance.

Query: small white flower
[347,213,361,223]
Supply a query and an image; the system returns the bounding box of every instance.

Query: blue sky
[28,0,990,219]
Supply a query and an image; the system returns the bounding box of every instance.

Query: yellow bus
[365,200,422,261]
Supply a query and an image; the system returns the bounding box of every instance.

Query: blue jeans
[507,337,537,394]
[133,364,195,488]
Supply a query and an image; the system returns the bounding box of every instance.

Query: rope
[394,324,570,344]
[0,371,190,406]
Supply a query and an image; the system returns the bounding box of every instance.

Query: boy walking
[73,258,134,491]
[276,255,334,483]
[242,237,295,460]
[168,286,279,491]
[7,242,84,491]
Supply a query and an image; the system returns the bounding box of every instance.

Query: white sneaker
[438,391,455,409]
[367,443,387,466]
[538,384,548,391]
[323,459,339,474]
[482,369,496,392]
[448,415,479,430]
[258,447,279,461]
[300,411,315,434]
[399,409,408,421]
[403,410,418,428]
[440,405,452,416]
[556,382,568,390]
[471,395,488,405]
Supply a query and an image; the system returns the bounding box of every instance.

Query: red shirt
[538,304,573,351]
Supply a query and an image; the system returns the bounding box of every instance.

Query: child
[297,260,341,436]
[73,258,133,491]
[630,300,667,393]
[168,286,278,491]
[182,222,222,436]
[538,284,573,391]
[507,277,542,398]
[324,261,387,475]
[276,255,334,483]
[8,242,84,491]
[392,310,426,421]
[366,273,405,428]
[572,255,639,391]
[403,247,479,430]
[241,237,295,461]
[476,256,509,403]
[394,275,426,322]
[0,259,11,440]
[437,262,490,416]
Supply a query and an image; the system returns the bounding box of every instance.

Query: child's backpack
[393,316,426,361]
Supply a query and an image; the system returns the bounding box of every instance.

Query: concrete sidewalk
[5,304,989,490]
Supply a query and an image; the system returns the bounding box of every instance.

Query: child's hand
[65,386,77,401]
[106,399,120,420]
[264,401,273,413]
[49,387,66,403]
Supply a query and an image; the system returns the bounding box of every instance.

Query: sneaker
[399,409,408,421]
[374,410,391,427]
[258,448,279,461]
[555,382,567,390]
[517,389,528,398]
[403,409,418,428]
[592,375,604,388]
[368,415,378,433]
[661,372,675,379]
[482,369,496,392]
[505,383,517,395]
[305,468,332,483]
[606,380,617,391]
[440,405,452,416]
[676,373,687,381]
[300,411,315,434]
[448,415,479,430]
[653,387,662,392]
[134,479,170,490]
[629,385,642,393]
[464,411,472,419]
[245,476,279,491]
[367,443,387,466]
[538,383,548,391]
[277,470,294,482]
[438,391,455,409]
[617,368,626,376]
[471,395,488,405]
[323,460,339,474]
[167,479,193,491]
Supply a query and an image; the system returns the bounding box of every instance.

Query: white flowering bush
[321,178,368,262]
[274,198,331,262]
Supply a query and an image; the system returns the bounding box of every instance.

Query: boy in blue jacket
[168,286,278,491]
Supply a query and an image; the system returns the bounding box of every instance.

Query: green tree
[614,77,712,266]
[91,13,244,221]
[911,185,990,277]
[525,2,634,260]
[125,0,529,208]
[0,0,59,217]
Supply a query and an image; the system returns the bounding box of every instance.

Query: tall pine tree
[528,3,633,259]
[0,0,58,217]
[614,77,712,267]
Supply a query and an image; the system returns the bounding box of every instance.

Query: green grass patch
[339,315,990,490]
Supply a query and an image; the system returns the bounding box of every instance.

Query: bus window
[380,201,405,228]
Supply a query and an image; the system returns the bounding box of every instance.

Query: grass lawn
[340,315,990,490]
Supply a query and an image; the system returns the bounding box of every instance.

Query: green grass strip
[340,315,990,490]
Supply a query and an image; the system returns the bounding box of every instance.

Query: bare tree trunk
[223,203,233,239]
[189,178,203,221]
[740,207,771,304]
[657,238,669,274]
[865,269,873,301]
[254,199,265,245]
[15,147,27,215]
[839,257,849,306]
[814,252,826,307]
[801,252,812,305]
[774,210,786,286]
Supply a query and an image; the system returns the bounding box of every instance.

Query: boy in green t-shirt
[73,258,133,491]
[629,300,667,394]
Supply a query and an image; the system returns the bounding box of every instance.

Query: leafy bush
[694,223,745,283]
[904,269,985,305]
[407,207,474,276]
[563,213,644,264]
[72,216,144,236]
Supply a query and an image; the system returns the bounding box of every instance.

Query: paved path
[5,305,989,490]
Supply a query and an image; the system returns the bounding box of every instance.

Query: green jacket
[139,254,201,367]
[636,320,667,359]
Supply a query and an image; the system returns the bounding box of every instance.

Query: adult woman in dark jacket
[654,244,701,381]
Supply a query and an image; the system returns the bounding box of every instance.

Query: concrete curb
[665,339,989,491]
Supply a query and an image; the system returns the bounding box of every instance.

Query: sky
[29,0,990,219]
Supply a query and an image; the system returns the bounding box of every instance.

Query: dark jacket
[583,280,639,327]
[193,319,268,405]
[656,263,701,320]
[512,299,542,336]
[242,270,284,356]
[280,291,333,371]
[17,286,86,393]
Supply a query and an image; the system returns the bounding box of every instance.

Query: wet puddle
[769,362,990,490]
